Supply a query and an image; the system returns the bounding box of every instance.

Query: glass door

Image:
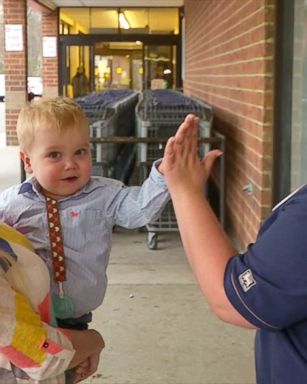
[60,43,94,98]
[143,44,176,89]
[60,42,179,95]
[94,41,143,91]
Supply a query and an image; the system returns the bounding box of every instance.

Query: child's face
[21,124,92,200]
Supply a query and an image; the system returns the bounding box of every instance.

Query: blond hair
[17,96,88,151]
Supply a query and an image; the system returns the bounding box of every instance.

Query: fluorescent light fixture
[119,12,130,30]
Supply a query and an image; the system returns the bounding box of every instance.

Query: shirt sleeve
[224,194,307,330]
[0,185,22,227]
[109,159,170,228]
[0,275,75,381]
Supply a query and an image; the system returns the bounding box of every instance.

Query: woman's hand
[73,351,101,383]
[163,114,222,196]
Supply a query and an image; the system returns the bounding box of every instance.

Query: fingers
[73,367,94,383]
[164,115,221,177]
[164,136,175,159]
[88,351,101,370]
[190,115,199,154]
[202,150,223,175]
[173,114,199,162]
[161,136,176,173]
[175,114,197,144]
[74,370,88,383]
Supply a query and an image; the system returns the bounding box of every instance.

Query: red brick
[184,0,276,247]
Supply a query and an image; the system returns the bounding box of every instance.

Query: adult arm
[163,114,255,329]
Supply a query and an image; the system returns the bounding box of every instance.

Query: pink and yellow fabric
[0,222,75,383]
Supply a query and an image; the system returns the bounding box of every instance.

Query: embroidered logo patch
[70,210,80,218]
[239,269,256,292]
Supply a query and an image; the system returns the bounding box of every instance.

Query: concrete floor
[90,228,256,384]
[0,122,256,384]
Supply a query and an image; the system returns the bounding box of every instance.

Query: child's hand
[157,160,164,175]
[73,351,102,383]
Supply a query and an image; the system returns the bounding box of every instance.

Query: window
[59,7,179,35]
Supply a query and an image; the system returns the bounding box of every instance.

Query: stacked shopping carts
[76,90,139,182]
[136,89,213,249]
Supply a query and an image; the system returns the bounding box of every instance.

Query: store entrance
[94,41,143,92]
[59,39,180,97]
[144,44,176,90]
[60,43,94,98]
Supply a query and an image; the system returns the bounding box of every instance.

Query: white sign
[5,24,23,52]
[0,74,5,98]
[43,36,57,58]
[28,76,43,96]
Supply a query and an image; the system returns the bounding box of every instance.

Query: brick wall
[3,0,27,146]
[42,10,59,97]
[184,0,275,248]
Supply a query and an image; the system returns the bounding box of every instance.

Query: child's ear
[20,151,33,174]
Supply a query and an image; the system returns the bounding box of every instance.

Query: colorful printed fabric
[0,223,75,383]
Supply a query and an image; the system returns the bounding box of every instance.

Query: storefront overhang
[36,0,184,9]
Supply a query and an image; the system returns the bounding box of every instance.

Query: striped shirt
[0,161,169,318]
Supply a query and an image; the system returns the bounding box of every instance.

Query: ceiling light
[119,12,130,30]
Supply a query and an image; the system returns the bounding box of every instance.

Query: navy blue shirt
[224,185,307,383]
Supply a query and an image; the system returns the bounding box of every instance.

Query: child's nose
[64,158,77,169]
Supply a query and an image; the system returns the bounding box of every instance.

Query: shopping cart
[76,90,139,181]
[135,89,214,250]
[90,134,225,250]
[86,89,225,250]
